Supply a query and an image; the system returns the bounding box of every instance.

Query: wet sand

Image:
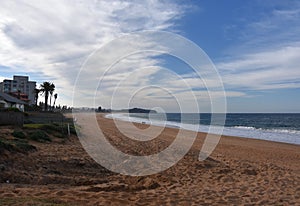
[0,114,299,205]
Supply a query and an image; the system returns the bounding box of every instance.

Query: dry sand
[0,114,299,205]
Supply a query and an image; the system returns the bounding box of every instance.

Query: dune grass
[24,123,76,136]
[0,138,36,153]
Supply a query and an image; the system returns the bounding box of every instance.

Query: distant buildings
[0,91,26,112]
[0,75,36,105]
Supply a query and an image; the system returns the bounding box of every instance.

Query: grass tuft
[24,123,76,137]
[12,130,26,139]
[14,140,37,152]
[28,130,51,143]
[0,138,36,153]
[0,139,14,152]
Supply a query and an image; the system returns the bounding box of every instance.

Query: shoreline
[105,113,300,145]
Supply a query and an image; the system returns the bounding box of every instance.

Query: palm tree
[49,87,55,110]
[53,93,58,110]
[34,88,40,106]
[40,82,55,111]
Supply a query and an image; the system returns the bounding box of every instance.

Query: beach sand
[0,114,299,205]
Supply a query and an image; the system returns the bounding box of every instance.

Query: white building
[0,75,36,105]
[0,92,25,112]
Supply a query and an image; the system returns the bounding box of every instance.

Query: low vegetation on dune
[0,137,36,153]
[0,123,76,154]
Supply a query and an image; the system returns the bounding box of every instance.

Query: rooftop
[0,92,27,104]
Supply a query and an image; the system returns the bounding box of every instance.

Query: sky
[0,0,299,112]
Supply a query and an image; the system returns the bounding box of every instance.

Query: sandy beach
[0,114,299,205]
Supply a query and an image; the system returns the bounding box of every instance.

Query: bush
[4,107,22,112]
[12,130,26,139]
[0,138,36,153]
[0,139,14,152]
[41,124,61,133]
[40,124,66,138]
[28,130,51,143]
[12,138,36,152]
[23,124,44,129]
[41,123,77,136]
[53,133,66,138]
[24,123,76,139]
[68,124,77,135]
[60,123,77,135]
[15,141,36,152]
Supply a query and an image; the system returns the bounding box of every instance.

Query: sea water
[106,113,300,145]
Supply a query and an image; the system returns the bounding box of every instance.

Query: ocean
[106,113,300,145]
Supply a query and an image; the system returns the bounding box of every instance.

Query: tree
[34,88,40,106]
[53,93,58,109]
[49,85,55,110]
[40,82,55,111]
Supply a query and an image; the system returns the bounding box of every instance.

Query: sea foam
[106,113,300,145]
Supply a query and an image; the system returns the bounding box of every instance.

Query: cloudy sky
[0,0,299,112]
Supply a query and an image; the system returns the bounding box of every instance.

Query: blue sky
[0,0,299,112]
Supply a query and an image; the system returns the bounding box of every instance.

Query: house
[9,91,30,104]
[0,92,26,112]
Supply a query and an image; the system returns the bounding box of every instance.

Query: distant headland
[96,107,157,113]
[72,107,157,113]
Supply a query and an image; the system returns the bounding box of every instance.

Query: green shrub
[0,138,36,153]
[12,138,36,152]
[54,133,66,138]
[42,123,77,136]
[41,124,61,133]
[15,141,36,152]
[24,123,77,139]
[68,124,77,134]
[12,130,26,139]
[13,138,28,144]
[60,123,76,135]
[23,124,44,129]
[0,139,14,152]
[4,107,22,112]
[28,130,51,143]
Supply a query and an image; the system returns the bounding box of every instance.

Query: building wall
[0,76,36,105]
[2,80,13,93]
[27,81,36,105]
[0,100,8,109]
[0,100,24,112]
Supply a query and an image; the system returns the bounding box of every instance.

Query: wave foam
[106,113,300,145]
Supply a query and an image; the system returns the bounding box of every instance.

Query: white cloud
[0,0,186,106]
[0,76,7,82]
[3,1,298,112]
[218,44,300,91]
[218,3,300,93]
